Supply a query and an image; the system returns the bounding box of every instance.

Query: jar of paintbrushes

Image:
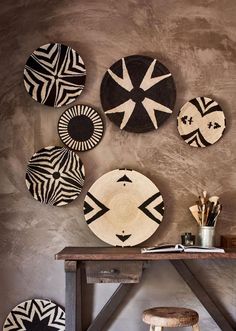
[189,191,222,247]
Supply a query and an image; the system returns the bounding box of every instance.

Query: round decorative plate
[3,299,65,331]
[26,146,85,206]
[177,97,226,147]
[100,55,176,133]
[24,43,86,107]
[58,105,104,151]
[83,169,164,246]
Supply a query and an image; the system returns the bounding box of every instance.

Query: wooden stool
[142,307,200,330]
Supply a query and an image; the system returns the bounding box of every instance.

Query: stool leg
[149,326,163,331]
[192,323,200,331]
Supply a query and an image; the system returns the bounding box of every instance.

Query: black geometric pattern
[138,192,164,224]
[83,192,110,225]
[83,169,164,246]
[24,43,86,108]
[26,146,85,206]
[101,55,176,133]
[116,234,131,242]
[177,97,226,148]
[3,299,65,331]
[58,105,104,151]
[117,175,132,183]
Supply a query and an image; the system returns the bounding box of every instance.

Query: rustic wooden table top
[55,247,236,261]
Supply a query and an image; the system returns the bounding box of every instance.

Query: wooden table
[55,247,236,331]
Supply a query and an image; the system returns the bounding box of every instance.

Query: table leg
[87,283,135,331]
[65,261,83,331]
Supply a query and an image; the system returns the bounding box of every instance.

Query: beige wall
[0,0,236,330]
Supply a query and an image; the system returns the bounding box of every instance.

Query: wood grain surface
[142,307,199,327]
[55,246,236,260]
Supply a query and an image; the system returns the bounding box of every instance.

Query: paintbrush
[206,196,218,226]
[203,190,207,203]
[209,196,219,207]
[205,201,210,225]
[202,203,206,226]
[191,193,222,227]
[209,202,221,226]
[189,205,201,226]
[199,196,206,226]
[196,200,202,223]
[212,204,222,227]
[206,201,214,226]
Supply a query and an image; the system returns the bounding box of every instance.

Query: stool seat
[143,307,199,328]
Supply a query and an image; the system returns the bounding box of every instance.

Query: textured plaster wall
[0,0,236,330]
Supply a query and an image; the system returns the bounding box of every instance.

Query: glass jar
[181,232,195,246]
